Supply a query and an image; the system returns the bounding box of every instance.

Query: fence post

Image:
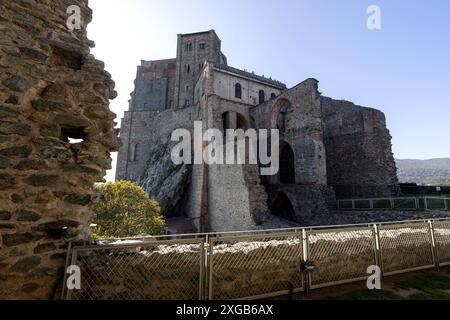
[372,224,383,276]
[66,248,78,300]
[424,198,429,211]
[428,220,439,271]
[208,236,214,300]
[199,237,206,300]
[61,241,72,300]
[301,229,311,295]
[415,197,419,210]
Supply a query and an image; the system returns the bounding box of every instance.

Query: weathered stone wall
[0,0,120,299]
[211,68,283,106]
[321,97,399,199]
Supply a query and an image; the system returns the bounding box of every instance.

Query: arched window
[235,83,242,99]
[271,93,277,100]
[259,90,265,104]
[185,42,192,52]
[132,143,141,161]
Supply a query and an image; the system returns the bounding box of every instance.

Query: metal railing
[63,217,450,300]
[337,196,450,211]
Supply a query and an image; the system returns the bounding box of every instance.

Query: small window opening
[61,127,86,144]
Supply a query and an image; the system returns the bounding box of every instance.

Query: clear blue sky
[87,0,450,181]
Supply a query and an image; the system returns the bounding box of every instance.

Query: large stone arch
[269,191,295,221]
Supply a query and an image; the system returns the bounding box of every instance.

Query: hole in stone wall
[61,127,87,144]
[50,45,83,70]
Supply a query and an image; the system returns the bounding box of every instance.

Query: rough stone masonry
[0,0,121,299]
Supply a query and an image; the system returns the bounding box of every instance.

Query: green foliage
[93,180,166,238]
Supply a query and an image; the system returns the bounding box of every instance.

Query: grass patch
[328,289,402,300]
[395,274,450,293]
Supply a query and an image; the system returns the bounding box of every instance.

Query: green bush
[93,180,166,238]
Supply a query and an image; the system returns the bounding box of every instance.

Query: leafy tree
[93,180,165,238]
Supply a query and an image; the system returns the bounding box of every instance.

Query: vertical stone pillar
[0,0,121,299]
[225,111,237,130]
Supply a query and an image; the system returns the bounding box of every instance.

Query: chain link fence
[432,220,450,267]
[337,196,450,211]
[307,226,377,289]
[378,222,435,275]
[63,218,450,300]
[207,232,304,299]
[64,238,205,300]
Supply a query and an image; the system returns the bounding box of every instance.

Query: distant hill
[396,158,450,185]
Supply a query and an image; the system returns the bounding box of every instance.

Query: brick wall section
[0,0,121,299]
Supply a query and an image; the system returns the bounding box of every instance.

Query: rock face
[0,0,120,299]
[140,138,192,217]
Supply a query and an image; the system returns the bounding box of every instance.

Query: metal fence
[64,238,205,300]
[337,196,450,211]
[63,218,450,300]
[207,232,304,300]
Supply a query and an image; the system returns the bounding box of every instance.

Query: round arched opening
[270,192,295,221]
[279,140,295,184]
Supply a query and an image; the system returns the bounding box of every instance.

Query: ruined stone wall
[250,78,328,186]
[321,97,399,199]
[0,0,120,299]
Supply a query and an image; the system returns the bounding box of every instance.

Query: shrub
[93,180,165,238]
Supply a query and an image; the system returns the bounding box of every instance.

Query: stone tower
[173,30,227,108]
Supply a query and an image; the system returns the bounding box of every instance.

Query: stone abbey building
[116,30,399,232]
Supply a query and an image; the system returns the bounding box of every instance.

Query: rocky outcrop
[0,0,120,299]
[140,138,191,217]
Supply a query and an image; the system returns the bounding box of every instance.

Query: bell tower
[173,30,227,108]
